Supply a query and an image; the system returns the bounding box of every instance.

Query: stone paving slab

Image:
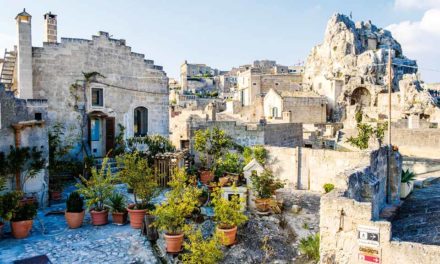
[392,178,440,245]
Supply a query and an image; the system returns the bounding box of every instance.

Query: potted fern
[400,169,416,198]
[65,192,84,229]
[76,158,115,226]
[211,187,248,246]
[109,193,127,225]
[117,152,158,229]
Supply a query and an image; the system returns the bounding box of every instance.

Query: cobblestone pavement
[392,178,440,245]
[0,207,158,264]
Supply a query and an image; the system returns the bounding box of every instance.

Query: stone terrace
[392,178,440,245]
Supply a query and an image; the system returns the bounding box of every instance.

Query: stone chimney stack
[43,12,57,43]
[16,8,33,99]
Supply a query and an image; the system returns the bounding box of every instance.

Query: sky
[0,0,439,82]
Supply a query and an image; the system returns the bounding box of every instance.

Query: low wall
[266,147,369,191]
[385,129,440,159]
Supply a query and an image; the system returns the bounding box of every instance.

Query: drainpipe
[11,124,23,190]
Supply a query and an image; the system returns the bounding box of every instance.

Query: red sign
[359,253,380,263]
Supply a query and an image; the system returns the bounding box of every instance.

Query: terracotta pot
[11,220,33,239]
[217,226,237,246]
[112,212,128,225]
[90,209,108,226]
[65,210,85,229]
[255,198,272,212]
[164,233,184,253]
[219,176,229,187]
[50,190,62,201]
[200,170,214,185]
[19,197,37,207]
[127,205,147,229]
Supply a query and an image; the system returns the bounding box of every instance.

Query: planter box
[400,181,414,198]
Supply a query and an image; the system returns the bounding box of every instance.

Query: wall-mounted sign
[358,225,380,247]
[359,253,380,263]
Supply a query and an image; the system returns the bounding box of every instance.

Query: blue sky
[0,0,438,82]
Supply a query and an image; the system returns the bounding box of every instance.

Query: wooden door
[105,117,115,156]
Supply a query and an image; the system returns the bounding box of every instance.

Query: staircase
[94,157,120,175]
[0,48,17,91]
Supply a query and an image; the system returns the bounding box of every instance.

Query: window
[275,82,279,86]
[91,88,103,107]
[134,107,148,137]
[272,107,278,117]
[34,113,42,120]
[253,83,257,86]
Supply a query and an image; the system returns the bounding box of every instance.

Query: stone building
[180,61,221,92]
[236,60,303,106]
[263,89,327,123]
[0,83,49,203]
[1,10,169,158]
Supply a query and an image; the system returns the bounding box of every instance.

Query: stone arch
[350,87,371,107]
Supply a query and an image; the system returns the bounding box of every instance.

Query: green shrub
[66,192,84,213]
[214,152,244,177]
[401,169,416,183]
[0,191,22,221]
[323,183,335,193]
[211,187,247,229]
[243,145,267,165]
[181,227,223,264]
[109,193,127,213]
[250,169,285,199]
[11,203,37,222]
[299,233,320,262]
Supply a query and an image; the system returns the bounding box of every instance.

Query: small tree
[194,127,232,169]
[250,169,285,199]
[243,145,267,166]
[211,187,247,229]
[76,158,115,211]
[116,151,158,209]
[181,227,223,264]
[214,152,244,177]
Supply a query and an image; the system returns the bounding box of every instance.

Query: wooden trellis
[153,151,187,187]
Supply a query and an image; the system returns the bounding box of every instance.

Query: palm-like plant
[401,169,416,185]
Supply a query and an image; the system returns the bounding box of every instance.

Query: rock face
[303,13,440,122]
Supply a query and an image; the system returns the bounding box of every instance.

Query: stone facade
[180,61,220,92]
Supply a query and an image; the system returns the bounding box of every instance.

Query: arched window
[134,107,148,137]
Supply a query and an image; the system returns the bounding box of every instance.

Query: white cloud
[395,0,440,10]
[387,8,440,82]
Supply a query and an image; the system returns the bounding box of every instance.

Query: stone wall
[385,129,440,159]
[266,146,370,190]
[32,32,169,154]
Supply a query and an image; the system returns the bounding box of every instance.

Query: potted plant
[49,177,63,201]
[181,227,223,263]
[211,187,247,246]
[76,158,115,226]
[214,153,244,187]
[194,127,232,184]
[0,191,22,238]
[153,169,201,253]
[250,169,285,213]
[401,169,416,198]
[11,203,37,239]
[109,193,127,225]
[117,152,158,229]
[65,192,84,229]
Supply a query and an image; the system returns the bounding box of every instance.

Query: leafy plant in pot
[65,192,84,229]
[0,191,22,238]
[211,187,248,246]
[117,152,158,229]
[153,169,201,253]
[401,169,416,199]
[214,153,244,187]
[76,158,115,226]
[250,169,285,213]
[181,226,223,264]
[11,203,37,239]
[109,193,127,225]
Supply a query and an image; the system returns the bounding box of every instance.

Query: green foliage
[113,124,126,156]
[126,135,175,165]
[153,169,201,235]
[0,191,22,221]
[108,193,127,213]
[11,203,37,222]
[299,233,320,262]
[76,158,115,211]
[374,122,388,146]
[82,71,105,81]
[211,187,248,229]
[323,183,335,193]
[347,121,388,150]
[401,169,416,183]
[181,227,223,264]
[116,152,158,209]
[243,145,267,166]
[250,169,285,199]
[214,152,244,177]
[194,127,232,168]
[66,192,84,213]
[355,110,363,124]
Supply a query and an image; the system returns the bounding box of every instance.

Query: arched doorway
[350,87,371,107]
[134,107,148,137]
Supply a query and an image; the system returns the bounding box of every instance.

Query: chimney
[16,8,33,99]
[43,12,57,43]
